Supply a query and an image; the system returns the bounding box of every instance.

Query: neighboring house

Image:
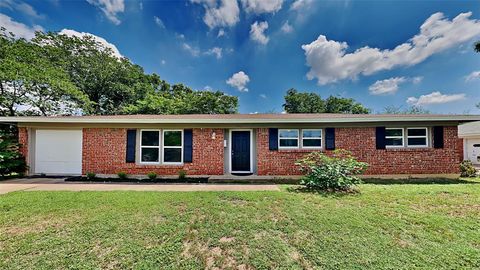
[1,114,479,177]
[459,121,480,166]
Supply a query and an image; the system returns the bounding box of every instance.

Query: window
[407,128,428,147]
[162,130,183,163]
[385,128,404,147]
[279,129,299,148]
[302,129,322,148]
[140,130,160,163]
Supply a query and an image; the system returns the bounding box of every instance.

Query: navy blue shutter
[183,129,193,162]
[126,130,136,163]
[325,128,335,150]
[433,126,444,149]
[269,128,278,150]
[376,127,386,149]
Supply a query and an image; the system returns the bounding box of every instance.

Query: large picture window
[162,130,183,164]
[385,128,404,147]
[407,127,428,147]
[279,129,299,148]
[302,129,322,148]
[140,130,160,163]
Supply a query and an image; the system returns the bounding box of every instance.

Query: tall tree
[283,89,370,114]
[382,105,430,114]
[475,41,480,53]
[0,29,88,116]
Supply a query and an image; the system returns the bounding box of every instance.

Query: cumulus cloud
[182,43,200,57]
[86,0,125,25]
[302,12,480,85]
[290,0,313,11]
[226,71,250,92]
[465,71,480,81]
[217,28,225,37]
[259,94,267,99]
[281,20,293,33]
[407,91,466,106]
[191,0,240,29]
[369,76,423,95]
[250,21,269,45]
[241,0,283,14]
[154,16,165,28]
[0,13,43,40]
[59,29,122,58]
[1,0,45,19]
[205,47,223,59]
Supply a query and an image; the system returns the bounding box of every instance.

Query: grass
[1,181,480,269]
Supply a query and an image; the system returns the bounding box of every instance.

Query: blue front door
[231,131,251,172]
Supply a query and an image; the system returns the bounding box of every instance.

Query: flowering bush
[296,149,368,191]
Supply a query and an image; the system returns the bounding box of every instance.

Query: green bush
[117,172,128,180]
[0,130,27,177]
[147,172,157,180]
[296,149,368,191]
[460,160,477,177]
[178,169,187,180]
[86,172,96,180]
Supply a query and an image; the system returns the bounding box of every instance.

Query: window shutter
[184,129,193,163]
[325,128,335,150]
[126,129,136,163]
[376,127,386,149]
[433,126,444,149]
[269,128,278,150]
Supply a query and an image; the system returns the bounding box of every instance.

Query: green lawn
[1,181,480,269]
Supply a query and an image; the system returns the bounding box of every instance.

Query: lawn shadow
[286,186,360,197]
[362,177,480,185]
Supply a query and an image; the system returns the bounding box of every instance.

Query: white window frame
[406,127,428,148]
[385,128,404,148]
[278,129,300,149]
[162,129,184,165]
[301,129,323,149]
[139,129,161,164]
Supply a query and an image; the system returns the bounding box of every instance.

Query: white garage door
[35,130,83,175]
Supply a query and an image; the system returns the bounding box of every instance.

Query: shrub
[0,130,27,177]
[296,149,368,191]
[117,172,128,180]
[147,172,157,180]
[460,160,477,177]
[86,172,96,180]
[178,169,187,180]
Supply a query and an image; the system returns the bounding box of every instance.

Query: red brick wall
[18,127,28,161]
[256,126,462,175]
[82,128,224,175]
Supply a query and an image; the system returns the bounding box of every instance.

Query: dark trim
[325,128,335,150]
[376,127,386,149]
[433,126,444,149]
[183,129,193,162]
[269,128,278,150]
[126,129,136,163]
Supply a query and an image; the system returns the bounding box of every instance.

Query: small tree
[0,130,27,177]
[296,150,368,191]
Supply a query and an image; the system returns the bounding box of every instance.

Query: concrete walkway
[0,178,280,194]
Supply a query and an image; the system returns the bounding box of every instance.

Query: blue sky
[1,0,480,114]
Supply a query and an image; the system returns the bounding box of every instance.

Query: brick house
[2,114,479,177]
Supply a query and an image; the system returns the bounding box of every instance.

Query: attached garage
[459,121,480,166]
[34,129,83,175]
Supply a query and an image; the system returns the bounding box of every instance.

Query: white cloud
[191,0,239,29]
[259,94,267,99]
[250,21,269,45]
[161,59,166,65]
[281,20,293,33]
[204,85,213,91]
[59,29,122,58]
[217,28,225,37]
[1,0,45,19]
[240,0,283,14]
[412,76,423,84]
[139,2,143,10]
[0,13,44,40]
[205,47,223,59]
[290,0,313,11]
[226,71,250,92]
[302,12,480,85]
[86,0,125,25]
[182,43,200,57]
[407,91,466,106]
[465,71,480,81]
[369,77,407,95]
[154,16,165,28]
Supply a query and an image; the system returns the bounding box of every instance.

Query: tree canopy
[283,89,370,114]
[382,105,430,114]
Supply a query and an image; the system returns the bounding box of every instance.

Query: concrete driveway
[0,178,280,194]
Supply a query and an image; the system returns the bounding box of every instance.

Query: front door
[467,139,480,165]
[231,130,251,173]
